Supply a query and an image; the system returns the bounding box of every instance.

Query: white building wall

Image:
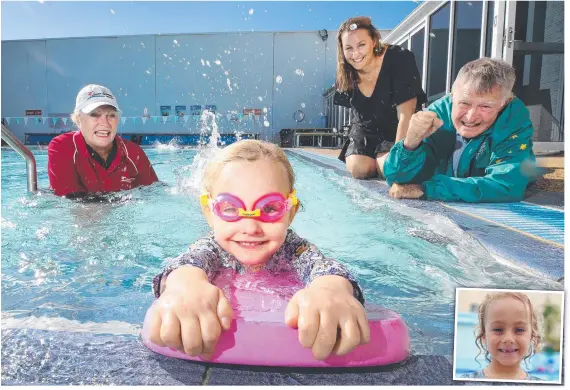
[1,31,337,143]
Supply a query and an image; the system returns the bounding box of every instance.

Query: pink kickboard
[141,270,410,367]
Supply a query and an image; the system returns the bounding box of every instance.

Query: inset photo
[453,288,564,384]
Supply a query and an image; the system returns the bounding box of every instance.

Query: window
[452,1,483,80]
[399,39,409,50]
[484,1,494,57]
[410,28,425,83]
[426,2,450,103]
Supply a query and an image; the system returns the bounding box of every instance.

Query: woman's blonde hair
[474,292,542,365]
[202,139,296,195]
[336,16,387,93]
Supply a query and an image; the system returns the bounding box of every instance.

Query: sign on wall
[175,105,186,117]
[204,105,217,113]
[243,108,262,115]
[160,105,171,117]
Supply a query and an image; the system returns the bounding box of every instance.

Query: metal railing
[323,86,352,134]
[1,124,38,193]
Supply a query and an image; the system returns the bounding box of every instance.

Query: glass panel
[514,1,564,43]
[452,1,483,80]
[484,1,494,57]
[426,2,450,103]
[513,52,564,141]
[411,28,425,82]
[400,39,409,50]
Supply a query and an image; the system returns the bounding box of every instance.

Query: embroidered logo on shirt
[121,177,135,183]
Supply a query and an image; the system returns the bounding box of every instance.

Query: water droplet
[163,54,168,58]
[295,69,305,76]
[110,9,115,15]
[214,59,221,65]
[258,96,263,101]
[249,8,254,15]
[146,69,151,74]
[264,120,270,127]
[301,103,306,108]
[173,39,178,45]
[275,75,283,83]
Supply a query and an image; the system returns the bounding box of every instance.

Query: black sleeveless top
[334,45,426,142]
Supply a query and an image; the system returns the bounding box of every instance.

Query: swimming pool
[1,144,562,383]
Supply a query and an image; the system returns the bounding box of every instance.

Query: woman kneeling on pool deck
[334,16,426,179]
[461,292,543,381]
[48,84,158,197]
[148,140,370,360]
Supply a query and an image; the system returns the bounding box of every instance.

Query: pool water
[1,146,562,364]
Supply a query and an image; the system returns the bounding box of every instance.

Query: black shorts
[338,133,394,162]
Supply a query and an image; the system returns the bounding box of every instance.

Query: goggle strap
[199,193,210,206]
[289,189,298,206]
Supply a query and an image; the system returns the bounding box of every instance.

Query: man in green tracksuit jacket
[383,58,536,203]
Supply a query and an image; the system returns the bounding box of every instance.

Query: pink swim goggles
[200,190,298,222]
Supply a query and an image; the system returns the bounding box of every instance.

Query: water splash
[175,110,221,194]
[154,138,180,151]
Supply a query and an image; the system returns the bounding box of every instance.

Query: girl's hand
[146,266,233,360]
[284,275,370,360]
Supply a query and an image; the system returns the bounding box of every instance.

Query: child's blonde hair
[202,139,295,194]
[474,291,542,364]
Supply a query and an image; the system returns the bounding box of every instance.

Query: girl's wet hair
[474,292,542,365]
[336,16,386,93]
[202,139,295,195]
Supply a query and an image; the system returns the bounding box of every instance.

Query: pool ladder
[1,124,38,193]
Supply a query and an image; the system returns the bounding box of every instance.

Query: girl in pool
[462,291,543,381]
[147,140,369,361]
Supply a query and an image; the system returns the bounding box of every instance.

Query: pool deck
[2,329,457,386]
[297,147,564,209]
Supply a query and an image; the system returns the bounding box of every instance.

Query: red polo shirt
[48,131,158,197]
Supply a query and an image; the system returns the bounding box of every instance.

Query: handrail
[1,124,38,193]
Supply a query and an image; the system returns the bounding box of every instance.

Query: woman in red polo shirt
[48,84,158,197]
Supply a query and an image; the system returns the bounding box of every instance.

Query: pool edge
[287,149,564,283]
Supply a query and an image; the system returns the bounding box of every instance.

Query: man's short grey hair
[452,58,516,101]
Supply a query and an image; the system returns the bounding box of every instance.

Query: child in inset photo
[455,289,564,383]
[462,291,543,381]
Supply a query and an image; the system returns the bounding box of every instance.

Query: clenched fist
[403,111,444,150]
